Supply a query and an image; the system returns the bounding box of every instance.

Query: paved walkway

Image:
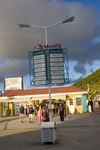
[0,106,100,135]
[0,105,100,123]
[0,106,100,150]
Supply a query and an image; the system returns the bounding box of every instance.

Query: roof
[0,86,87,97]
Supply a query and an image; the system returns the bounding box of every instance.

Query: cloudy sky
[0,0,100,91]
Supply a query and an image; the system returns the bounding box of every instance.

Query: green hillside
[73,68,100,99]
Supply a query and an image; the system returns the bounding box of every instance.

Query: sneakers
[21,120,23,123]
[29,120,32,123]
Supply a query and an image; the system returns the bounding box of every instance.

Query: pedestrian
[29,105,34,123]
[63,102,67,117]
[88,100,92,112]
[58,103,64,121]
[90,100,93,112]
[46,110,50,122]
[19,105,24,123]
[51,103,55,117]
[27,106,29,122]
[44,103,48,111]
[15,105,17,116]
[17,105,20,116]
[38,106,43,125]
[98,101,100,110]
[42,108,47,122]
[87,100,89,112]
[33,104,36,116]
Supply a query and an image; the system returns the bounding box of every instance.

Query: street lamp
[18,16,75,45]
[18,16,75,121]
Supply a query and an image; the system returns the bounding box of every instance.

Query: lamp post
[18,16,75,122]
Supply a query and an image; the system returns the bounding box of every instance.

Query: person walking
[29,105,34,123]
[90,100,93,112]
[63,102,66,117]
[42,108,47,122]
[58,103,64,121]
[33,104,36,116]
[38,106,43,125]
[51,103,54,113]
[46,109,50,122]
[98,101,100,111]
[27,106,29,122]
[88,100,92,112]
[43,103,48,111]
[87,100,89,112]
[19,105,24,123]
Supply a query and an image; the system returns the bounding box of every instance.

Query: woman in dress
[38,106,43,125]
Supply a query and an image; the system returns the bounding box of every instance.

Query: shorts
[20,113,24,117]
[29,114,33,118]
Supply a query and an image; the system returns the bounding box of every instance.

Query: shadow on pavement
[0,117,20,123]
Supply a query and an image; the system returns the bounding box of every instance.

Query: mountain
[73,68,100,99]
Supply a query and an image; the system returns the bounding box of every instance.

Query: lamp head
[62,16,75,24]
[18,22,31,28]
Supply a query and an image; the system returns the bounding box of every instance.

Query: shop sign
[34,43,61,50]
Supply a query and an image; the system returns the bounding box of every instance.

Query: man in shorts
[19,105,24,123]
[29,105,34,123]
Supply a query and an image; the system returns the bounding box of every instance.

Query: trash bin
[41,122,56,144]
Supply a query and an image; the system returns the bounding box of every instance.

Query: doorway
[68,98,75,114]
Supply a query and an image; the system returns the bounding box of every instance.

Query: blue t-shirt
[20,106,24,113]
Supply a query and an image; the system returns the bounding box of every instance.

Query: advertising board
[29,47,69,86]
[4,76,23,91]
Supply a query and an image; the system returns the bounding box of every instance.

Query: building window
[76,97,82,106]
[69,98,74,105]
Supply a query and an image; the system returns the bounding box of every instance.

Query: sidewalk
[0,106,100,133]
[0,105,100,122]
